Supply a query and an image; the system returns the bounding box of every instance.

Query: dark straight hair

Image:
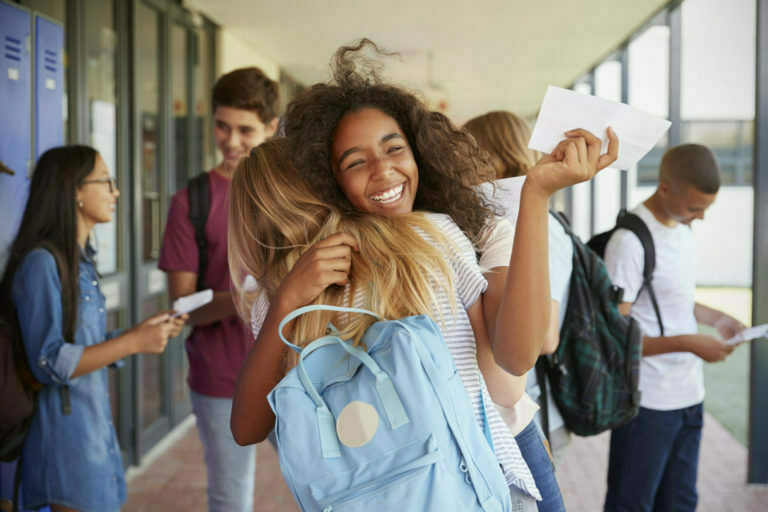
[1,145,98,341]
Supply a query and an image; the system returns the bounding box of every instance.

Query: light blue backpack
[268,305,512,512]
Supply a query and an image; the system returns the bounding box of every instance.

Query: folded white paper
[725,323,768,346]
[528,86,672,171]
[172,289,213,317]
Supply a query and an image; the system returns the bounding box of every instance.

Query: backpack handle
[278,304,383,353]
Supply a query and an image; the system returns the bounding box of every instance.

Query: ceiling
[187,0,670,123]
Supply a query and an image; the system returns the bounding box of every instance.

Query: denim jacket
[11,245,125,512]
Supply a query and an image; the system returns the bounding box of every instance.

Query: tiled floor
[125,412,768,511]
[557,412,768,511]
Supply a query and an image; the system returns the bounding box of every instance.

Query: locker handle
[0,162,15,176]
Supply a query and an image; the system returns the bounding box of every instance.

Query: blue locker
[34,15,63,159]
[0,1,32,275]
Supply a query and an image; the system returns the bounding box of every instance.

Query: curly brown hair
[284,39,497,242]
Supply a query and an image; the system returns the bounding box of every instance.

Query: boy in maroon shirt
[159,67,278,512]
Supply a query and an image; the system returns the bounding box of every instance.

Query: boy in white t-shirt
[603,144,745,512]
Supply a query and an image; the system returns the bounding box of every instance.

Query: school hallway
[122,411,768,512]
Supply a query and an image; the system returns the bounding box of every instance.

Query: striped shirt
[250,212,540,499]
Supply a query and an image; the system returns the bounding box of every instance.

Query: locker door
[34,14,64,159]
[0,1,31,273]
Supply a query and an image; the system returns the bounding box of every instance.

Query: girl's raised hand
[273,232,359,311]
[526,127,619,197]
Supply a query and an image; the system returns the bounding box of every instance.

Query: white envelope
[528,86,671,171]
[172,289,213,317]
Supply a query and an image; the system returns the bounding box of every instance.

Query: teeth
[371,184,404,203]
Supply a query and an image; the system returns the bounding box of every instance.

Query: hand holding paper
[724,324,768,346]
[528,86,671,171]
[172,289,214,318]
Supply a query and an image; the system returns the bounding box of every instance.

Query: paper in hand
[528,86,671,170]
[724,324,768,346]
[172,289,213,318]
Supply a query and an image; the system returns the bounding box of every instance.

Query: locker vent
[43,48,57,73]
[5,36,21,62]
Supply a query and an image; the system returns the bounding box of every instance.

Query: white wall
[218,28,279,80]
[627,186,753,287]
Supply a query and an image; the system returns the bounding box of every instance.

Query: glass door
[168,18,190,423]
[132,0,171,456]
[166,10,216,424]
[82,0,136,464]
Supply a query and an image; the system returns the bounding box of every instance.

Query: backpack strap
[187,173,211,291]
[549,210,571,234]
[479,384,495,454]
[615,211,665,336]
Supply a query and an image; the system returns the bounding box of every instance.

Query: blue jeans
[191,391,256,512]
[516,420,565,512]
[605,403,703,512]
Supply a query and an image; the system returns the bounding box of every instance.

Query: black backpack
[0,306,40,463]
[188,172,211,292]
[535,212,644,437]
[587,208,665,335]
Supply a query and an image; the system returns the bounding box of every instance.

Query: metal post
[749,0,768,485]
[586,71,596,236]
[668,6,682,146]
[620,44,629,210]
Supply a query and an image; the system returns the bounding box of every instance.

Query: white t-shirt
[603,202,703,411]
[251,213,541,500]
[477,177,572,320]
[478,178,573,432]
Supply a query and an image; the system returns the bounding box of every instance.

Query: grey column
[749,0,768,485]
[668,6,682,146]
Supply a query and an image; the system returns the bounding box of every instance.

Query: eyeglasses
[82,177,118,193]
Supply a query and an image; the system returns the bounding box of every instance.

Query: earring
[78,201,84,208]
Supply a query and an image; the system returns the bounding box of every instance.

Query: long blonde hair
[228,138,458,369]
[463,111,539,179]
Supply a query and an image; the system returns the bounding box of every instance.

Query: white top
[477,177,573,323]
[478,178,573,432]
[604,202,703,410]
[251,212,540,500]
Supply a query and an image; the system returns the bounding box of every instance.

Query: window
[681,0,755,185]
[629,22,670,184]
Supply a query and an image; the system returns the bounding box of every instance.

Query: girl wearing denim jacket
[1,146,186,512]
